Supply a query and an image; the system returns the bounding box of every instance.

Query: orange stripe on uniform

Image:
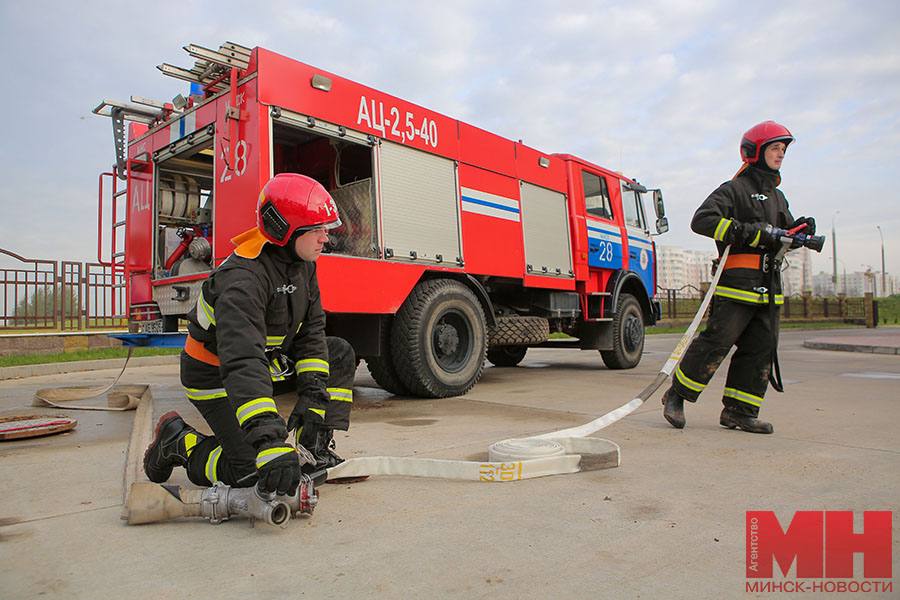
[185,334,220,366]
[723,254,762,270]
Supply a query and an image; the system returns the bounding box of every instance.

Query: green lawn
[0,346,180,368]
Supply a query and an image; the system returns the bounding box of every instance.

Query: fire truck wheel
[600,293,644,369]
[365,319,412,396]
[486,345,528,367]
[391,279,487,398]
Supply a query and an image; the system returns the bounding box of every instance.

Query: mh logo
[746,511,892,579]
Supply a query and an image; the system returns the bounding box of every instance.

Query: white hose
[327,247,730,483]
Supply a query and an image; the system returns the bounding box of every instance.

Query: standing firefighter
[144,173,356,494]
[661,121,816,434]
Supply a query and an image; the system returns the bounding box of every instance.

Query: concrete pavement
[803,330,900,355]
[0,327,898,599]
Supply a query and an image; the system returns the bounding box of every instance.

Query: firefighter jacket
[183,243,329,439]
[691,165,795,306]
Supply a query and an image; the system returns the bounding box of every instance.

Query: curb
[802,341,900,355]
[0,355,181,381]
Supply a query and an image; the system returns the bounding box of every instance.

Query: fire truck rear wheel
[486,345,528,367]
[391,279,487,398]
[600,293,644,369]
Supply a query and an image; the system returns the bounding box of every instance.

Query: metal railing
[1,248,125,331]
[656,285,876,325]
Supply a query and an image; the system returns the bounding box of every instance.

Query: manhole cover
[0,415,77,441]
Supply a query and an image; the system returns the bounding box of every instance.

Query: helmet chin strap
[286,230,304,262]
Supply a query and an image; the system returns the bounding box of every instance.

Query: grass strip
[0,347,180,368]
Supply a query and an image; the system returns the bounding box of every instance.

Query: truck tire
[487,345,528,367]
[365,319,411,396]
[391,279,486,398]
[600,293,644,369]
[488,315,549,346]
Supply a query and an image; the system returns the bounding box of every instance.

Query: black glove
[287,387,330,433]
[742,222,780,251]
[789,216,816,236]
[255,442,302,495]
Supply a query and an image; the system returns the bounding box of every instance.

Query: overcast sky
[1,0,897,279]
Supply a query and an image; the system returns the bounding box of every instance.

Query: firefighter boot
[143,411,205,483]
[719,407,774,434]
[661,386,686,429]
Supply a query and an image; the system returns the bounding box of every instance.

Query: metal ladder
[157,41,251,89]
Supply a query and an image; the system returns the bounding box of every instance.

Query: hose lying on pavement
[324,247,731,483]
[31,348,149,411]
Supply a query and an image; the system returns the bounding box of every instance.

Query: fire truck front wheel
[391,279,487,398]
[600,293,645,369]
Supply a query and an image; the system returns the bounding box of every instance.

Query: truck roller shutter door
[379,141,461,264]
[520,182,572,278]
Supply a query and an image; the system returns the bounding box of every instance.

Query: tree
[14,284,80,327]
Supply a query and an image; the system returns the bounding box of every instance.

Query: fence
[1,248,125,331]
[657,285,876,326]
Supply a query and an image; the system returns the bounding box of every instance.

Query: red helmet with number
[740,121,794,163]
[232,174,340,258]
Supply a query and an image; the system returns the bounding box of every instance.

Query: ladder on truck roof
[157,42,251,91]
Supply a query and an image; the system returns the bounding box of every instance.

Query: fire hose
[321,245,733,485]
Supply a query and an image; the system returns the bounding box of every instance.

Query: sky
[1,0,898,280]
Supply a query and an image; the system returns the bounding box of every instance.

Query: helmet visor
[294,217,343,234]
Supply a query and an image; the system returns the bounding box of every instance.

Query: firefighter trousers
[180,336,356,488]
[670,297,779,418]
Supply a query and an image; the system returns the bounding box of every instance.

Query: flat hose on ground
[324,247,731,483]
[32,348,149,411]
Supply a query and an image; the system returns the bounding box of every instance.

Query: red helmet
[258,173,341,244]
[740,121,794,163]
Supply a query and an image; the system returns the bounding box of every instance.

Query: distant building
[781,247,813,296]
[656,246,716,298]
[813,270,898,297]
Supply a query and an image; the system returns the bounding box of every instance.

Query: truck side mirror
[652,189,665,218]
[656,217,669,234]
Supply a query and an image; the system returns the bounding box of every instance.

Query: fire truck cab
[94,42,669,398]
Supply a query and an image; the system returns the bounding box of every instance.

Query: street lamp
[838,259,847,295]
[832,211,840,296]
[877,225,885,297]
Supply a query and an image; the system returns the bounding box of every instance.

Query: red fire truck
[94,42,669,398]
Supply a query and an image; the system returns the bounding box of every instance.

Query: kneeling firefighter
[144,173,356,494]
[661,121,817,434]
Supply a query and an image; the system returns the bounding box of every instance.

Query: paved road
[0,327,897,599]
